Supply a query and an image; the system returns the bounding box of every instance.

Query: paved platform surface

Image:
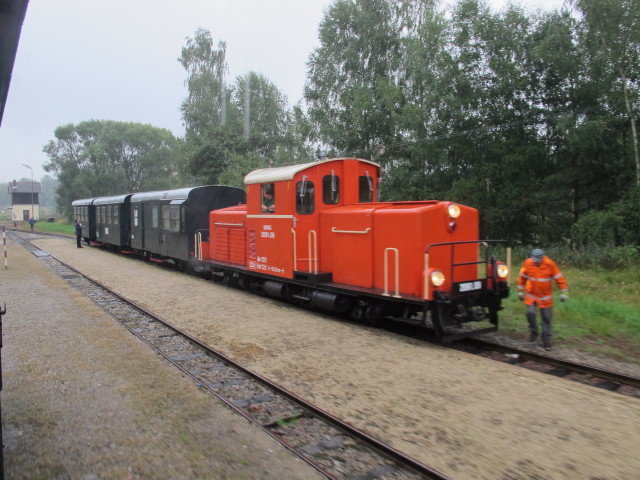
[0,232,323,480]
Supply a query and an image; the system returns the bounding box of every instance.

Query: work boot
[543,340,551,351]
[529,332,538,343]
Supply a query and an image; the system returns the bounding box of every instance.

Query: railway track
[11,230,450,480]
[13,229,640,399]
[456,338,640,399]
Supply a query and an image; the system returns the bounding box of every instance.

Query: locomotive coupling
[457,304,486,322]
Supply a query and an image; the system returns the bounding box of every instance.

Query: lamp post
[21,163,33,221]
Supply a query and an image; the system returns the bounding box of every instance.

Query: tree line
[43,0,639,248]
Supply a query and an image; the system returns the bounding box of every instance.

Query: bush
[571,210,623,247]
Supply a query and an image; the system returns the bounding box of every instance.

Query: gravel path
[20,235,640,479]
[1,233,325,480]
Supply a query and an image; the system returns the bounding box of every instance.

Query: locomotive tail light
[447,203,461,219]
[496,263,509,279]
[430,269,445,287]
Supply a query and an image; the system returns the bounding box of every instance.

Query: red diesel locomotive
[198,157,510,342]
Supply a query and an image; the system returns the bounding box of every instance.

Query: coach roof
[93,194,131,205]
[244,158,380,185]
[130,187,202,203]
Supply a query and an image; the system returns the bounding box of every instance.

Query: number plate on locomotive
[454,280,484,293]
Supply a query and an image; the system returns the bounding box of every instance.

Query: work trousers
[76,234,82,248]
[526,303,553,343]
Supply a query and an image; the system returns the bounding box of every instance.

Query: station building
[8,180,42,222]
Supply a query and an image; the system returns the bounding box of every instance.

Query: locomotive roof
[93,194,131,205]
[244,157,380,185]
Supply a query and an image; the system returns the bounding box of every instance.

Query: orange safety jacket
[517,256,568,308]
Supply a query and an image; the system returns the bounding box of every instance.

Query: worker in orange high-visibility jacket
[517,249,569,350]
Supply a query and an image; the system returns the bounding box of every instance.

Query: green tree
[570,0,640,187]
[179,29,311,185]
[43,120,179,217]
[305,0,422,159]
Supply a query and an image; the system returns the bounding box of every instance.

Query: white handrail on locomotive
[330,227,372,234]
[307,229,318,274]
[383,247,401,298]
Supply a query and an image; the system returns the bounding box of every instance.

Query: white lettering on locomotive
[459,281,482,292]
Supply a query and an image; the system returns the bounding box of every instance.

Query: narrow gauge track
[12,229,640,399]
[455,339,640,399]
[11,230,450,480]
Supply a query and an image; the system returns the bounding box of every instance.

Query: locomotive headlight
[430,270,445,287]
[496,263,509,279]
[447,203,461,219]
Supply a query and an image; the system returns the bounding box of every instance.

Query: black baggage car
[129,185,245,269]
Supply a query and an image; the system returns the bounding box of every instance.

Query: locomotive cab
[210,158,380,281]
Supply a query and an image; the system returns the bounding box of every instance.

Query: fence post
[2,225,7,269]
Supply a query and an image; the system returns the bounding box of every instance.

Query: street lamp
[21,163,33,221]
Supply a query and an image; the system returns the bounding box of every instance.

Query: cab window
[296,178,314,214]
[359,172,374,202]
[261,184,275,213]
[322,173,340,205]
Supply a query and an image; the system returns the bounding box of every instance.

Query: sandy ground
[0,234,325,480]
[26,235,640,480]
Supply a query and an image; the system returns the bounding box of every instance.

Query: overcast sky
[0,0,566,184]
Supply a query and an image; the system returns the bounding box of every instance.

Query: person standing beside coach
[74,219,83,248]
[517,248,568,350]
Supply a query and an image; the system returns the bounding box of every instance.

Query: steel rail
[462,338,640,390]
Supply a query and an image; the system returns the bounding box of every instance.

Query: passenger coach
[129,185,245,270]
[93,194,132,251]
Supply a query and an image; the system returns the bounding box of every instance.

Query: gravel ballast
[0,234,325,480]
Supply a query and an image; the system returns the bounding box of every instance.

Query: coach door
[143,202,162,254]
[131,203,143,250]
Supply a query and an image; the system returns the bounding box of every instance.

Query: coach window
[180,205,186,232]
[170,205,180,232]
[107,206,112,224]
[359,171,374,202]
[261,184,275,213]
[162,205,170,230]
[133,206,139,227]
[152,206,159,228]
[113,207,119,225]
[296,177,314,214]
[322,172,340,205]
